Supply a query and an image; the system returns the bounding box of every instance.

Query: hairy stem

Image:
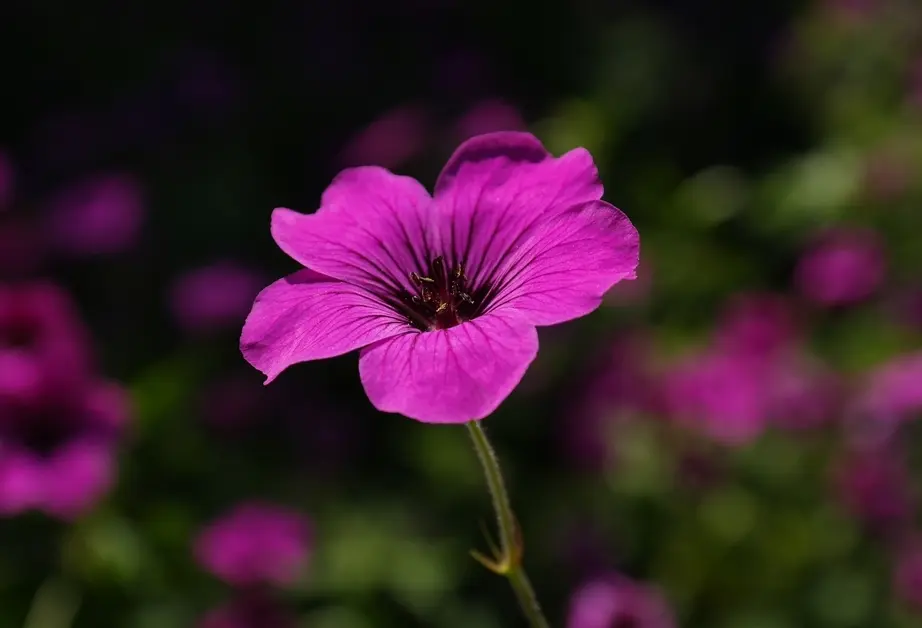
[466,421,551,628]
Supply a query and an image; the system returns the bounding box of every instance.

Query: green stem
[466,421,551,628]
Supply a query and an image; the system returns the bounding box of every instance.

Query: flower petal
[270,167,433,293]
[485,200,639,326]
[358,311,538,423]
[432,132,603,291]
[241,270,411,383]
[41,440,115,519]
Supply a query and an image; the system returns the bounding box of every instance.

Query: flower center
[402,256,477,331]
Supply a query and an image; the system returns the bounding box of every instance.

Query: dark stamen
[401,256,479,330]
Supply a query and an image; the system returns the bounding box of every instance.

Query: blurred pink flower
[43,173,146,257]
[663,348,769,445]
[767,356,841,431]
[0,282,91,405]
[0,380,130,519]
[198,592,297,628]
[452,99,526,142]
[834,445,913,533]
[715,292,797,357]
[795,228,885,307]
[337,104,432,169]
[0,151,13,210]
[170,262,265,333]
[194,502,312,588]
[894,540,922,611]
[857,351,922,424]
[567,573,676,628]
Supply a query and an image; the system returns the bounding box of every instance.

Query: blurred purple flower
[194,502,311,588]
[170,262,265,334]
[857,351,922,424]
[337,104,433,169]
[43,173,146,257]
[662,348,769,445]
[452,99,526,143]
[0,283,91,405]
[894,540,922,611]
[795,228,885,307]
[0,150,13,210]
[767,356,841,431]
[0,380,129,519]
[834,445,913,533]
[714,292,797,357]
[198,592,297,628]
[567,573,676,628]
[242,132,639,423]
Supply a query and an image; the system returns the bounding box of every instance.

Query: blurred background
[2,0,922,626]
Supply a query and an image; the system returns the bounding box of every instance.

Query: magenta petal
[270,167,433,291]
[432,132,603,289]
[241,270,410,383]
[41,441,115,519]
[0,451,42,515]
[358,311,538,423]
[487,201,639,326]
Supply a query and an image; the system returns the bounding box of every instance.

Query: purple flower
[170,262,265,334]
[337,104,433,169]
[894,540,922,611]
[567,573,676,628]
[767,356,841,431]
[241,132,639,423]
[43,173,145,257]
[834,445,913,533]
[194,502,311,588]
[198,592,297,628]
[662,348,769,445]
[795,227,885,307]
[714,292,797,357]
[0,283,91,405]
[857,351,922,424]
[0,379,129,519]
